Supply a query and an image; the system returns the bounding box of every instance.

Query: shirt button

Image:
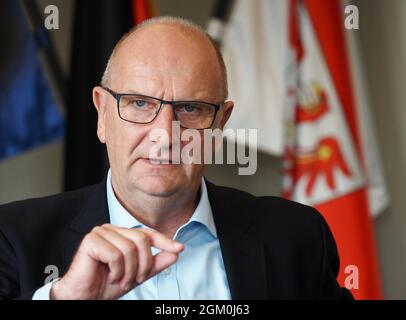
[163,268,171,276]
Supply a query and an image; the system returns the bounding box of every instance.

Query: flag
[0,0,64,160]
[133,0,157,24]
[283,0,383,299]
[208,0,287,156]
[214,0,389,299]
[65,0,155,191]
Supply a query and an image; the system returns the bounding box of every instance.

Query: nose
[150,104,181,163]
[148,104,181,155]
[153,103,176,134]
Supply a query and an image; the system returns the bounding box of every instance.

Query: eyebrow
[118,89,219,103]
[122,89,145,95]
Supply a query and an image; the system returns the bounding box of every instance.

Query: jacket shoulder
[207,182,330,251]
[209,182,323,226]
[0,184,99,231]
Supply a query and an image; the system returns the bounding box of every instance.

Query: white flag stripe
[284,4,364,205]
[219,0,289,156]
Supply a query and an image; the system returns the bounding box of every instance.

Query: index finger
[139,228,184,252]
[103,224,184,253]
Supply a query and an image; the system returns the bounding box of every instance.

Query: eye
[134,100,146,108]
[183,104,196,112]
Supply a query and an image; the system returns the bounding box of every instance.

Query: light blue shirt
[33,170,231,300]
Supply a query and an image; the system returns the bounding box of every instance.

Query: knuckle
[110,250,124,264]
[79,233,98,253]
[83,232,96,243]
[134,233,149,246]
[91,226,102,234]
[121,241,137,256]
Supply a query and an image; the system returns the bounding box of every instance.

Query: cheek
[105,116,147,162]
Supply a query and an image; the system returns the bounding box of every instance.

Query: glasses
[102,86,222,130]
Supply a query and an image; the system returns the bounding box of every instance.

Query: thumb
[148,251,179,279]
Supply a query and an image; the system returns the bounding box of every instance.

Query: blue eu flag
[0,0,64,160]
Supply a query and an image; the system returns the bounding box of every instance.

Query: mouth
[140,158,174,165]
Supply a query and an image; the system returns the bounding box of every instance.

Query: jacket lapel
[206,180,268,299]
[61,180,110,274]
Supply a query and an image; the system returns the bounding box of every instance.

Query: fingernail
[175,242,184,250]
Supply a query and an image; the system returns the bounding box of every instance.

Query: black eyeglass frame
[101,86,222,130]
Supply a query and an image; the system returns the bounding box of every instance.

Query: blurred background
[0,0,405,299]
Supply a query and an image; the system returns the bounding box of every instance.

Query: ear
[92,86,107,143]
[219,100,234,130]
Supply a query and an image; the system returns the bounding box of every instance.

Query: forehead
[110,25,222,98]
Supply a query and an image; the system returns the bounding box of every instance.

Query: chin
[133,175,183,197]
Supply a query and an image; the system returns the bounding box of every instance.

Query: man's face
[93,25,233,198]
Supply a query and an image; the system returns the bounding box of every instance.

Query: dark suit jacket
[0,178,353,300]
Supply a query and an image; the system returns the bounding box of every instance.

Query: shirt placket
[156,260,180,299]
[156,227,187,300]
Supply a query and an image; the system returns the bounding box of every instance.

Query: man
[0,16,352,300]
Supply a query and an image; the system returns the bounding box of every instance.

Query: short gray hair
[100,16,228,100]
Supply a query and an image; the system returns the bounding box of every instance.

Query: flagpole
[20,0,67,117]
[207,0,234,45]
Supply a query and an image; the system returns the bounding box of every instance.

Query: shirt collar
[106,169,217,238]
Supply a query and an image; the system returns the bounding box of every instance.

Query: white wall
[354,0,406,299]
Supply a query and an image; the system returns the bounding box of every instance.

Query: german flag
[65,0,156,191]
